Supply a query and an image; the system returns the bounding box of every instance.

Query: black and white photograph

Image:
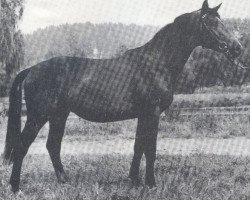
[0,0,250,199]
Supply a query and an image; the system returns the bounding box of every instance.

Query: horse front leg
[144,112,160,187]
[129,107,160,187]
[128,118,145,185]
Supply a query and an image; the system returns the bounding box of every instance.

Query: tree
[0,0,24,96]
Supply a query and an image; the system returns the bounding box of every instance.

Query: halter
[200,14,230,55]
[200,14,250,69]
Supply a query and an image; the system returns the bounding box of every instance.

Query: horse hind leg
[46,112,69,183]
[10,116,47,192]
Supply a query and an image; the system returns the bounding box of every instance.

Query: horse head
[199,0,243,61]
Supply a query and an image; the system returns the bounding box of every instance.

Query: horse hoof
[145,179,156,189]
[147,185,157,192]
[57,173,69,183]
[11,186,20,194]
[10,181,20,193]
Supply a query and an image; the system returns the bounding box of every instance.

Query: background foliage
[0,0,24,96]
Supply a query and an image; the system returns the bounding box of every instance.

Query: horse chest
[137,67,173,105]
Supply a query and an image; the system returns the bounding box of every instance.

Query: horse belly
[69,90,138,122]
[72,105,138,122]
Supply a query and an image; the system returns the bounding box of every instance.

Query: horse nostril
[219,42,227,50]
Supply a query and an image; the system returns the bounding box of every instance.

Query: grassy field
[0,154,249,200]
[1,113,250,142]
[0,108,249,199]
[172,93,250,108]
[46,115,250,139]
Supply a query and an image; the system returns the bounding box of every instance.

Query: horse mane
[150,23,175,42]
[122,11,199,56]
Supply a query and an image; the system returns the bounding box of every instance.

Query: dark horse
[3,0,243,192]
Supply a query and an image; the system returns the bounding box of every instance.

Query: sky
[20,0,250,34]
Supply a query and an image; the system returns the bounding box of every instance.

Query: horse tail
[3,68,31,164]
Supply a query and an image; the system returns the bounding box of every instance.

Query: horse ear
[212,3,222,12]
[201,0,209,15]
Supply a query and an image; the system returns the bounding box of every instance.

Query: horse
[3,0,243,193]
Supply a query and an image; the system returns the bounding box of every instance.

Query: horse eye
[219,42,227,50]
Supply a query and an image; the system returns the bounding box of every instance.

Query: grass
[0,154,249,200]
[160,114,250,139]
[194,85,250,94]
[172,93,250,108]
[55,115,250,139]
[0,100,249,199]
[1,113,250,142]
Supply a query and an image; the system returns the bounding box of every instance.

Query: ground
[0,154,249,199]
[0,117,249,199]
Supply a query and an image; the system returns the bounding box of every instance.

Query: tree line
[22,23,158,66]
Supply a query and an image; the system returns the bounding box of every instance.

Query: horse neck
[142,19,200,81]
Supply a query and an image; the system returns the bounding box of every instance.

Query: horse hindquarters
[1,68,46,192]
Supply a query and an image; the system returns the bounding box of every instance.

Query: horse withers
[3,0,243,192]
